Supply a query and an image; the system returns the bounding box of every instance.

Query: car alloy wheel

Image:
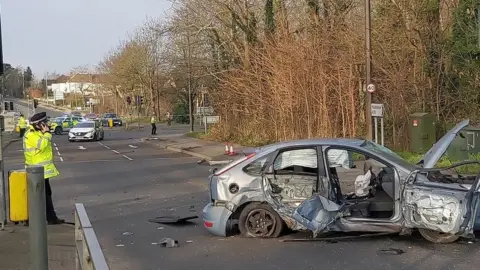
[239,203,284,238]
[418,229,460,244]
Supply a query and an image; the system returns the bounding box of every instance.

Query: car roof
[265,138,365,149]
[78,120,95,124]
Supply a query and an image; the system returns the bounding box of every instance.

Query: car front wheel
[238,203,284,238]
[418,229,460,244]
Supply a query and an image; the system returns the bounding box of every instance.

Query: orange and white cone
[228,143,235,156]
[225,142,229,155]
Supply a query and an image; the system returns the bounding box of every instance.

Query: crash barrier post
[108,119,113,128]
[75,203,109,270]
[27,166,49,270]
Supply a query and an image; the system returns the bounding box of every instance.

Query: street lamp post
[365,0,373,141]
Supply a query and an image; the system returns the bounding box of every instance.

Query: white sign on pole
[203,116,220,124]
[3,115,15,132]
[54,91,64,100]
[366,84,376,93]
[370,103,384,117]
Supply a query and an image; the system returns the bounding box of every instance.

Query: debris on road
[377,248,405,255]
[186,240,194,243]
[122,232,134,236]
[78,146,86,150]
[156,227,165,230]
[116,244,125,247]
[158,237,179,248]
[148,215,198,225]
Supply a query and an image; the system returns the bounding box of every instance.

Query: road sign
[203,116,220,124]
[366,84,375,93]
[371,103,384,117]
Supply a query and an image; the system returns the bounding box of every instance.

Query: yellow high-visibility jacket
[23,126,59,179]
[18,116,27,129]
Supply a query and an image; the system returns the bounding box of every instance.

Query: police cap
[30,112,48,124]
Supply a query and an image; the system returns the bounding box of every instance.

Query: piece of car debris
[123,232,134,236]
[156,227,164,230]
[158,237,179,248]
[186,240,194,243]
[377,248,405,255]
[116,244,125,247]
[148,215,198,224]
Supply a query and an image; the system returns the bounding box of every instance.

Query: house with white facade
[50,74,112,100]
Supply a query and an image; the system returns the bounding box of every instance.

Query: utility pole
[365,0,373,141]
[186,6,194,133]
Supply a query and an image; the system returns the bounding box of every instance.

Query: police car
[49,115,86,135]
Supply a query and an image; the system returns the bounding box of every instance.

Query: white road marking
[53,143,57,147]
[59,157,64,162]
[55,147,59,151]
[112,150,120,154]
[57,151,61,156]
[122,155,133,161]
[128,145,138,149]
[97,142,110,149]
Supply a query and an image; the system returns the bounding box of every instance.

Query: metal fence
[75,203,109,270]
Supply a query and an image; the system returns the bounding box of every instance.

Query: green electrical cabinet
[447,126,480,161]
[409,113,436,153]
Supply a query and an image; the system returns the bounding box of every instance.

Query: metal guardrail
[75,203,109,270]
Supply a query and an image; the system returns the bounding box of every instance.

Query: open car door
[262,174,345,236]
[402,168,480,237]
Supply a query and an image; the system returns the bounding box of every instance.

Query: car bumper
[202,203,233,237]
[68,134,94,140]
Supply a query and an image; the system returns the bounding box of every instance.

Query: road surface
[3,102,479,269]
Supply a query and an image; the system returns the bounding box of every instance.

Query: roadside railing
[75,203,109,270]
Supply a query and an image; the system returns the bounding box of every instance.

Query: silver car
[202,120,480,243]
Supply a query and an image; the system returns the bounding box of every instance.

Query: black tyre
[55,127,63,135]
[238,203,284,238]
[418,229,460,244]
[68,139,74,142]
[93,132,98,141]
[100,132,104,140]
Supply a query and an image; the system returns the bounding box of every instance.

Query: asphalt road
[12,98,65,118]
[3,119,480,269]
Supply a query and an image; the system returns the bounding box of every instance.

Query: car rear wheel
[238,203,284,238]
[418,229,460,244]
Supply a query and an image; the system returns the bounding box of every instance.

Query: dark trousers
[151,123,157,135]
[45,179,58,221]
[19,128,26,137]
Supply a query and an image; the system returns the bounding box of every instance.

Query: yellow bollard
[9,170,28,222]
[15,126,20,133]
[108,119,113,128]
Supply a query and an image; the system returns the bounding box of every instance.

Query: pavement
[2,99,480,269]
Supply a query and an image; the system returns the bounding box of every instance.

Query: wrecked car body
[202,120,480,243]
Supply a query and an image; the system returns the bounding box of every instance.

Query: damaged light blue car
[202,120,480,243]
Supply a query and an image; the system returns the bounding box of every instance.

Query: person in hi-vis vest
[24,112,64,225]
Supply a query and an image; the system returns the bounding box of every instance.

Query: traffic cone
[228,143,236,156]
[224,142,229,155]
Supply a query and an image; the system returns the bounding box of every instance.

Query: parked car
[68,120,104,142]
[202,120,480,244]
[101,113,122,126]
[49,115,84,135]
[71,111,82,117]
[84,113,98,120]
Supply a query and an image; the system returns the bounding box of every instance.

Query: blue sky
[1,0,171,78]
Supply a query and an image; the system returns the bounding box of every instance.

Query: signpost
[371,103,384,146]
[203,115,219,133]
